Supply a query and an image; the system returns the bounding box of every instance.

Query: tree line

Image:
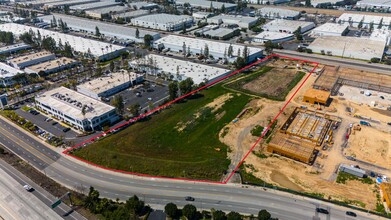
[83,187,277,220]
[0,31,14,45]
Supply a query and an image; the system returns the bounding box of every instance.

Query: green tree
[264,40,275,54]
[258,209,271,220]
[358,20,363,29]
[227,44,233,57]
[19,32,34,44]
[110,61,115,72]
[227,211,242,220]
[125,195,144,216]
[128,103,140,116]
[213,210,227,220]
[95,26,101,37]
[111,95,125,115]
[293,26,303,40]
[378,18,383,29]
[168,82,179,100]
[179,78,194,95]
[144,34,154,48]
[242,45,249,62]
[182,204,197,220]
[0,147,4,154]
[111,206,129,220]
[221,4,226,13]
[41,36,57,52]
[369,21,374,32]
[234,57,246,69]
[84,186,100,213]
[136,28,140,38]
[204,44,209,57]
[305,0,311,7]
[165,203,178,218]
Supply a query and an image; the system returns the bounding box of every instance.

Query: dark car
[63,127,71,132]
[185,196,195,201]
[52,122,58,125]
[346,211,357,217]
[316,208,329,214]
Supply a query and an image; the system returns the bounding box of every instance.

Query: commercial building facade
[35,86,119,131]
[76,70,144,99]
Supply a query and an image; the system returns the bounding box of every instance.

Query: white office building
[35,86,119,131]
[131,14,194,31]
[76,70,144,100]
[153,35,263,63]
[263,19,315,34]
[255,7,300,20]
[310,23,349,37]
[24,57,79,75]
[0,23,127,61]
[356,0,391,9]
[40,14,160,43]
[308,36,386,60]
[0,62,24,87]
[337,13,391,29]
[207,15,258,29]
[252,31,294,44]
[0,43,31,55]
[8,51,56,69]
[175,0,237,11]
[131,54,230,84]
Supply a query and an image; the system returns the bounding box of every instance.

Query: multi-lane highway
[0,115,385,220]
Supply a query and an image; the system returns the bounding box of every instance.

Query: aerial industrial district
[0,0,391,220]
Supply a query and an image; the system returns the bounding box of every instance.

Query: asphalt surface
[0,160,85,220]
[0,115,385,220]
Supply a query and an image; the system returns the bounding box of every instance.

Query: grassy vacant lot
[225,66,305,101]
[73,84,251,180]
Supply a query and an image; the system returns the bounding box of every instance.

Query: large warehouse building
[337,13,391,29]
[40,14,160,43]
[24,57,79,75]
[76,70,143,100]
[175,0,237,11]
[8,51,56,69]
[310,23,349,37]
[0,23,126,61]
[308,36,386,60]
[131,14,194,31]
[85,6,129,19]
[255,7,300,20]
[0,43,31,55]
[252,31,294,44]
[262,19,315,34]
[153,35,263,63]
[44,0,99,9]
[35,86,119,132]
[0,62,24,87]
[207,15,258,29]
[357,0,391,9]
[131,54,230,84]
[69,1,122,12]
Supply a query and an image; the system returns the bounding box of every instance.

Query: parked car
[45,118,52,122]
[346,211,357,217]
[63,128,71,132]
[23,184,34,192]
[52,122,58,125]
[185,196,195,201]
[316,208,329,214]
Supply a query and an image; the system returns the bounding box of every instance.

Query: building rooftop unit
[86,6,129,15]
[24,57,77,73]
[0,43,31,55]
[311,23,349,36]
[134,54,229,84]
[253,31,294,41]
[0,23,125,58]
[308,36,386,60]
[70,1,121,11]
[35,86,115,121]
[154,35,262,57]
[40,14,159,43]
[0,62,23,79]
[263,19,315,33]
[45,0,99,8]
[256,7,300,19]
[8,51,53,65]
[176,0,236,9]
[133,13,192,23]
[77,71,140,95]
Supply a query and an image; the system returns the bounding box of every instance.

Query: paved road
[0,116,385,220]
[0,160,67,220]
[275,50,391,75]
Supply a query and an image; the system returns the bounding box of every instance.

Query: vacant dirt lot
[346,126,391,169]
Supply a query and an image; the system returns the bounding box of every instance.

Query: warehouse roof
[77,70,139,95]
[253,31,293,40]
[0,23,125,58]
[311,23,348,35]
[113,10,150,19]
[36,86,115,121]
[23,0,64,6]
[357,0,391,7]
[257,7,300,18]
[70,1,121,11]
[338,13,391,24]
[128,2,159,9]
[0,43,31,54]
[133,13,193,24]
[0,62,23,78]
[308,36,386,59]
[303,88,330,103]
[133,54,229,84]
[268,133,315,162]
[25,57,78,73]
[203,28,235,38]
[154,35,262,56]
[45,0,99,7]
[86,6,129,15]
[40,14,159,42]
[263,19,315,33]
[8,51,54,65]
[208,14,258,24]
[176,0,236,8]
